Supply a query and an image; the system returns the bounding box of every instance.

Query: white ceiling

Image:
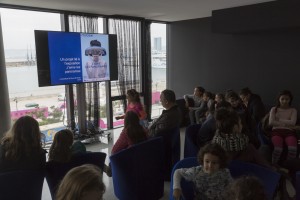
[0,0,275,22]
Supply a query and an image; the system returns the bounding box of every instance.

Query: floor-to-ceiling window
[0,8,62,142]
[151,23,167,118]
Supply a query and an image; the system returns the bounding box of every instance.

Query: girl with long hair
[0,116,46,172]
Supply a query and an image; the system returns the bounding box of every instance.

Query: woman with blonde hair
[0,116,46,172]
[56,164,105,200]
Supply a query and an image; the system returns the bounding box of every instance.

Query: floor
[42,127,186,200]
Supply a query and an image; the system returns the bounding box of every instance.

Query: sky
[0,7,166,50]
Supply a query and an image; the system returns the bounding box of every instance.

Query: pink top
[269,107,297,130]
[111,128,148,154]
[126,102,147,120]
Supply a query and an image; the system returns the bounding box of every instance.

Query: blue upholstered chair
[110,137,164,200]
[229,160,281,200]
[169,157,198,200]
[157,127,181,181]
[0,169,45,200]
[45,152,106,199]
[184,124,201,158]
[296,171,300,200]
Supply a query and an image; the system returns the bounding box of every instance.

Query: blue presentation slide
[48,32,83,85]
[48,32,110,85]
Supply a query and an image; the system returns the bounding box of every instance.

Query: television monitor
[34,30,118,87]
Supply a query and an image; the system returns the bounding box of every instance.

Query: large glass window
[0,8,62,142]
[151,23,167,118]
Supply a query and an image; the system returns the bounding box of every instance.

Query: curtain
[68,15,100,130]
[108,19,141,111]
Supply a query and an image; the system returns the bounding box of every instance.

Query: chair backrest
[296,171,300,200]
[45,152,106,199]
[110,137,164,200]
[157,127,181,181]
[229,160,281,200]
[184,124,201,158]
[0,169,45,200]
[169,157,198,200]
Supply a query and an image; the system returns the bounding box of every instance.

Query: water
[5,65,166,98]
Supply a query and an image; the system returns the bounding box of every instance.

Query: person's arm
[279,108,297,126]
[111,129,129,154]
[173,167,197,199]
[269,107,284,127]
[173,169,183,200]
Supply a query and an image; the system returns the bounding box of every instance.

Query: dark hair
[161,89,176,103]
[215,93,225,101]
[198,143,228,168]
[215,108,240,134]
[203,91,213,99]
[48,129,74,162]
[239,87,252,96]
[124,111,147,144]
[127,89,141,103]
[195,86,205,94]
[225,176,267,200]
[90,40,101,47]
[276,90,293,107]
[225,91,239,101]
[2,116,43,160]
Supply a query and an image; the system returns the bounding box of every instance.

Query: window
[151,23,167,118]
[0,8,62,142]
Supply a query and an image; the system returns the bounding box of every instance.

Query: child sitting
[173,143,232,200]
[225,176,267,200]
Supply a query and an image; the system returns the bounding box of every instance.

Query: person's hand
[173,188,182,200]
[115,116,120,120]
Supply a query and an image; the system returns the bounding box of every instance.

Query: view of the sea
[6,66,165,98]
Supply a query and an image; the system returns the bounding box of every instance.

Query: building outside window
[151,23,167,118]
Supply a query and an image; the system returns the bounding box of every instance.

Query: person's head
[198,143,228,174]
[194,86,205,97]
[239,87,252,105]
[126,89,141,103]
[215,108,242,134]
[225,176,267,200]
[56,164,105,200]
[203,91,213,101]
[48,129,74,162]
[225,91,241,108]
[215,93,225,103]
[2,115,42,160]
[276,90,293,108]
[160,89,176,109]
[124,111,146,144]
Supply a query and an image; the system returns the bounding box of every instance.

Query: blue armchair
[0,169,45,200]
[184,124,201,158]
[45,152,106,199]
[156,127,181,181]
[169,157,198,200]
[110,137,164,200]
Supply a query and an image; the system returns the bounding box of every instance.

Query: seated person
[212,108,271,169]
[104,111,148,177]
[173,143,232,200]
[56,164,105,200]
[225,176,267,200]
[112,111,148,154]
[149,89,181,136]
[197,101,231,148]
[115,89,147,121]
[0,116,46,172]
[48,129,86,163]
[184,86,205,125]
